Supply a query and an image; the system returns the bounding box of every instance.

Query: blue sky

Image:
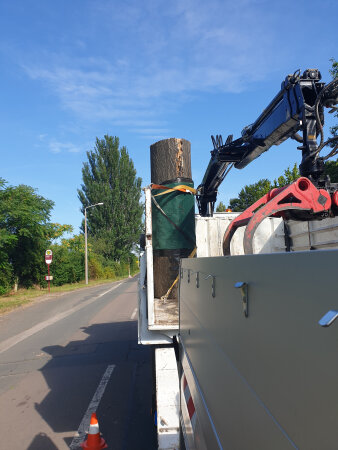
[0,0,337,234]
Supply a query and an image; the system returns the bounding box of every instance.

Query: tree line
[1,60,336,294]
[0,135,143,295]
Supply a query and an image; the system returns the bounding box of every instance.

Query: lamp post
[84,202,104,285]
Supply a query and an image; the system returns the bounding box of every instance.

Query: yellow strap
[161,247,197,302]
[152,184,196,197]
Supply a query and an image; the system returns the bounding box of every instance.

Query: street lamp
[84,202,104,285]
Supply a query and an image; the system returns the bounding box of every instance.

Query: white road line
[130,308,137,320]
[0,282,123,355]
[69,364,115,449]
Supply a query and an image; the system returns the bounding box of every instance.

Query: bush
[89,255,125,280]
[130,255,139,274]
[88,255,105,280]
[103,266,116,279]
[88,254,139,280]
[0,259,13,295]
[0,285,10,296]
[49,245,85,286]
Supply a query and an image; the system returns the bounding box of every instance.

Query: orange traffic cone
[81,412,108,450]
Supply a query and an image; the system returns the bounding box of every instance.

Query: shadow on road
[27,433,59,450]
[35,319,156,449]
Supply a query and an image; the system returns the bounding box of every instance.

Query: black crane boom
[197,69,338,216]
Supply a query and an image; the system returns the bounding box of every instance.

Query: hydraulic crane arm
[197,69,338,216]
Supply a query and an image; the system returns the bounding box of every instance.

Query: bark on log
[150,138,192,300]
[150,138,192,184]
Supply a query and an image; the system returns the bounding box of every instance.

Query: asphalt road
[0,277,157,449]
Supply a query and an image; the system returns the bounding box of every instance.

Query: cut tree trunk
[150,138,192,300]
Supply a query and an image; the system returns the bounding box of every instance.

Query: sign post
[45,249,53,293]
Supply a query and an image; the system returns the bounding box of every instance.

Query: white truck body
[138,186,338,449]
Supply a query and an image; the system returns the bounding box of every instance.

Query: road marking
[130,308,137,320]
[0,282,123,355]
[69,364,115,449]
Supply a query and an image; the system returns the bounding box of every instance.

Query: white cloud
[21,0,286,132]
[48,140,82,154]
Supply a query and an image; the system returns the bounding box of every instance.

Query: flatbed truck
[138,68,338,449]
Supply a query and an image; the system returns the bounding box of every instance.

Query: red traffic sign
[45,249,53,265]
[45,275,53,281]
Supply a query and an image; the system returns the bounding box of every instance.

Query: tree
[78,135,143,261]
[229,179,272,212]
[272,163,300,188]
[324,158,338,182]
[46,223,73,241]
[0,180,54,289]
[216,201,227,212]
[229,165,300,212]
[50,235,85,286]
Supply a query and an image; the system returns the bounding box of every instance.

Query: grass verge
[0,273,138,315]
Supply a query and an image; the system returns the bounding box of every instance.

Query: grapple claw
[223,178,332,255]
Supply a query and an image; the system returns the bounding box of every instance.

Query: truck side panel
[287,216,338,251]
[180,250,338,449]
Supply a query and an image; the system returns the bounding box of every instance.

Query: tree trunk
[150,138,192,184]
[150,138,193,300]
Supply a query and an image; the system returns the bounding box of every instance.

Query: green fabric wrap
[152,181,196,250]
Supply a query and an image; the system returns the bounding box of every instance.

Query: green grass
[0,272,139,315]
[0,297,32,314]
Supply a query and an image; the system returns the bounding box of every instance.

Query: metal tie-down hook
[188,270,200,288]
[205,275,216,298]
[235,282,248,317]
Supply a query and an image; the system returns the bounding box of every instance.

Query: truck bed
[154,297,178,326]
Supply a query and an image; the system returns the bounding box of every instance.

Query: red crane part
[223,177,332,255]
[332,191,338,208]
